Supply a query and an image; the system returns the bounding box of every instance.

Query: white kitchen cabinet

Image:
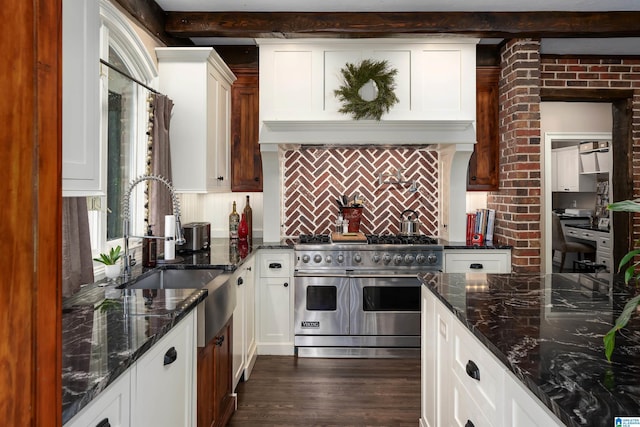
[130,310,196,427]
[62,0,102,196]
[421,287,564,427]
[444,249,512,273]
[551,146,595,192]
[156,47,236,193]
[64,370,131,427]
[256,250,294,355]
[232,254,257,391]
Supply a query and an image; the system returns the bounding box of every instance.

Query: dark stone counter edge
[420,276,577,427]
[442,242,513,250]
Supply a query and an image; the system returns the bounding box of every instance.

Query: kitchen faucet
[121,174,186,279]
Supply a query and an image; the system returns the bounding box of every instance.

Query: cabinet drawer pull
[469,263,484,270]
[96,419,111,427]
[269,262,282,269]
[237,277,244,286]
[217,176,224,181]
[466,360,480,381]
[284,282,289,287]
[465,421,475,427]
[163,346,178,366]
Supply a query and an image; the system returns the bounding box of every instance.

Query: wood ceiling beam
[111,0,192,46]
[165,11,640,39]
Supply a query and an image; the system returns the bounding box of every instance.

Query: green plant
[603,199,640,361]
[93,245,122,265]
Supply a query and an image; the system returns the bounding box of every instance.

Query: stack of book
[466,209,496,244]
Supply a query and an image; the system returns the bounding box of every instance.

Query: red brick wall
[488,39,542,272]
[490,43,640,272]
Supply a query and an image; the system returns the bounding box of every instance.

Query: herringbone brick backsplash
[282,147,439,237]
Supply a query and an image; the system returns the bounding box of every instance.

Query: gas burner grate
[366,234,439,245]
[298,234,331,244]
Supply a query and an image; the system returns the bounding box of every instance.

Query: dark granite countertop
[62,238,292,424]
[442,241,513,250]
[419,272,640,427]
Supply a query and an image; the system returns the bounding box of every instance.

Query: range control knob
[313,254,322,263]
[394,255,403,265]
[427,253,438,264]
[353,254,362,263]
[383,254,391,264]
[337,254,345,263]
[372,254,381,263]
[325,255,333,263]
[416,254,426,264]
[302,254,310,263]
[404,254,415,264]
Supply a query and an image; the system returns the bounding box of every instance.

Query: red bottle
[238,213,249,240]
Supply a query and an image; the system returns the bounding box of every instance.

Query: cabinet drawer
[451,375,495,427]
[597,235,611,250]
[596,255,612,272]
[451,320,505,423]
[579,229,597,240]
[65,371,130,427]
[444,250,511,273]
[259,251,292,277]
[564,228,580,238]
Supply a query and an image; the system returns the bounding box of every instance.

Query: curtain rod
[100,59,160,95]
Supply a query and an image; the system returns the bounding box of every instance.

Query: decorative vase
[104,264,121,280]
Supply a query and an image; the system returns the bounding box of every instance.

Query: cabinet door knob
[469,263,484,269]
[216,335,225,346]
[470,176,477,181]
[465,421,475,427]
[466,360,480,381]
[254,177,260,182]
[163,346,178,366]
[237,277,244,286]
[283,282,289,287]
[96,419,111,427]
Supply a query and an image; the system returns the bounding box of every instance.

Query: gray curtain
[148,93,174,239]
[62,197,94,297]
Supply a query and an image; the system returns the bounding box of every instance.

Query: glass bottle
[243,195,253,241]
[238,213,249,240]
[229,201,239,239]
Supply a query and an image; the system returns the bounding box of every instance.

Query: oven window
[362,286,420,311]
[306,286,337,311]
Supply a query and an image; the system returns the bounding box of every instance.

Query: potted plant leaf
[93,245,123,280]
[603,200,640,361]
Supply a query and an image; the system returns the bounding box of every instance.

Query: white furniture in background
[564,226,612,272]
[256,249,295,355]
[551,145,596,192]
[156,47,236,193]
[231,254,257,391]
[65,310,197,427]
[62,0,102,196]
[421,287,564,427]
[444,249,512,273]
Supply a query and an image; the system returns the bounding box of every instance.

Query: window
[89,1,157,261]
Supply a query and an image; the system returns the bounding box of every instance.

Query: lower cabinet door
[131,312,195,427]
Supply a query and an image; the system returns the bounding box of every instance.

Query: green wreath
[334,59,399,121]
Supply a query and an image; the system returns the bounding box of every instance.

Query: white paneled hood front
[257,38,479,242]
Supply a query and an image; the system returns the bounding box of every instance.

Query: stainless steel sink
[121,268,235,346]
[125,268,222,290]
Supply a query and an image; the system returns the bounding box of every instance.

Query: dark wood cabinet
[468,67,500,191]
[198,318,235,427]
[231,68,262,192]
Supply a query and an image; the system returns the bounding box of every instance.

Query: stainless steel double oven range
[294,234,443,358]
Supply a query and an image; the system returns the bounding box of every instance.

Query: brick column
[488,39,542,272]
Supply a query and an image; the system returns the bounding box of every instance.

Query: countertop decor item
[334,59,398,121]
[93,245,122,266]
[603,198,640,361]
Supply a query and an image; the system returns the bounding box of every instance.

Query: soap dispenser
[142,225,157,267]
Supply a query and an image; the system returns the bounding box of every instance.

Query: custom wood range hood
[258,38,479,243]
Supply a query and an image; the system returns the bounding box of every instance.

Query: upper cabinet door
[156,47,236,193]
[62,0,102,196]
[468,67,500,191]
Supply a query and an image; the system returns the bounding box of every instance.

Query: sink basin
[124,268,223,290]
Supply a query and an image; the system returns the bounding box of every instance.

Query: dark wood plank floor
[228,355,421,426]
